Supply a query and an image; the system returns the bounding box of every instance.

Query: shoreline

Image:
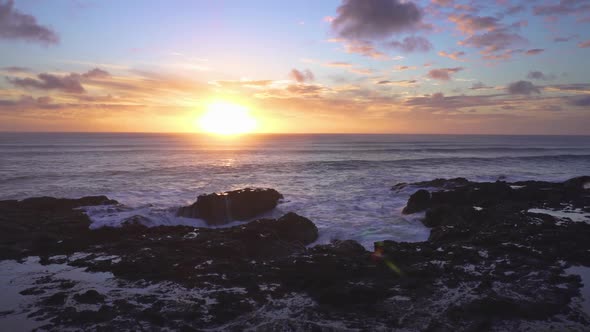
[0,177,589,330]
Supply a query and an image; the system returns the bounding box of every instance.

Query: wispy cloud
[427,67,464,81]
[0,0,59,44]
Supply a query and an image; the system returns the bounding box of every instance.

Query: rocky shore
[0,177,589,331]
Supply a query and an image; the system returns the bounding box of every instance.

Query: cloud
[6,68,112,94]
[570,95,590,107]
[470,82,493,90]
[527,71,555,81]
[289,69,314,83]
[377,79,418,86]
[438,50,466,60]
[8,73,85,93]
[0,0,59,44]
[321,60,373,75]
[459,30,527,56]
[394,65,416,71]
[545,83,590,93]
[214,80,274,89]
[388,36,432,52]
[1,66,29,73]
[325,61,352,68]
[507,80,541,95]
[525,49,544,55]
[285,84,325,96]
[578,40,590,48]
[431,0,454,6]
[404,92,507,112]
[0,95,58,110]
[445,9,529,60]
[553,35,577,42]
[533,0,590,16]
[505,5,526,15]
[82,68,111,79]
[427,67,464,81]
[331,0,423,40]
[448,14,500,34]
[341,39,388,59]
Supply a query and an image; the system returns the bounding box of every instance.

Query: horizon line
[0,131,589,137]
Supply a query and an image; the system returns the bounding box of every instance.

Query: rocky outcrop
[392,177,469,192]
[2,177,589,331]
[177,188,283,225]
[402,189,431,214]
[0,196,118,260]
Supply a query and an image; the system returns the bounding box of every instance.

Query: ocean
[1,133,589,248]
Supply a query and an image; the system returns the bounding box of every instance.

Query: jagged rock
[563,176,590,191]
[177,188,283,225]
[0,196,118,260]
[2,177,589,331]
[402,189,431,214]
[413,177,470,189]
[73,290,105,304]
[43,292,68,306]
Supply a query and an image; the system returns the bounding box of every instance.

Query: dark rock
[391,182,408,191]
[177,188,283,225]
[563,176,590,191]
[411,177,470,189]
[43,292,67,306]
[314,240,367,256]
[20,287,45,296]
[402,189,431,214]
[273,212,318,245]
[2,177,589,331]
[0,195,118,260]
[73,290,105,304]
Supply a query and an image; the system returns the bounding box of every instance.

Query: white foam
[82,188,430,250]
[0,256,254,329]
[527,208,590,223]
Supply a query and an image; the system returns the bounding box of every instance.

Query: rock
[3,177,590,331]
[391,182,408,191]
[563,176,590,191]
[73,290,105,304]
[402,189,431,214]
[0,196,118,260]
[411,177,470,189]
[20,287,45,296]
[43,292,68,306]
[313,240,367,256]
[273,212,318,245]
[177,188,283,225]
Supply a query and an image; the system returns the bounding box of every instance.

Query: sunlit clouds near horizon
[0,0,589,134]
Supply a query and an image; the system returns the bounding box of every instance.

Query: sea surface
[1,133,589,248]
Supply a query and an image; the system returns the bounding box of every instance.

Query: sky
[0,0,589,134]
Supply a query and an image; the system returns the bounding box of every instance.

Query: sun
[198,101,257,135]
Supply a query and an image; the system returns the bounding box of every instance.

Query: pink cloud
[427,67,464,80]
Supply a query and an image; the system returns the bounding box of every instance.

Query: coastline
[1,177,589,330]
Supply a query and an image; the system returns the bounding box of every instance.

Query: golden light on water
[198,101,257,135]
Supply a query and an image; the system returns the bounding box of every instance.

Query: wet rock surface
[176,188,284,225]
[1,179,589,331]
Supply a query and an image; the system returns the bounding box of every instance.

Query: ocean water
[1,133,589,248]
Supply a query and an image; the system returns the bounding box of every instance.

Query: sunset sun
[198,101,257,135]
